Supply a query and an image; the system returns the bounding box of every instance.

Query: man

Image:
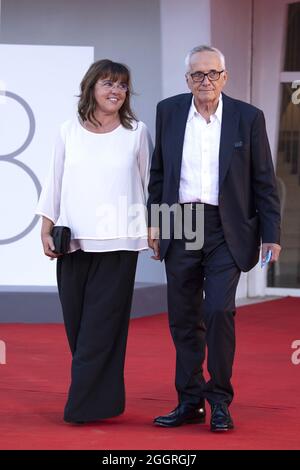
[147,45,281,432]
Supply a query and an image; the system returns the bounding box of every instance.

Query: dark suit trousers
[56,250,138,422]
[164,204,241,406]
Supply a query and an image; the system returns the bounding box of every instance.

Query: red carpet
[0,297,299,450]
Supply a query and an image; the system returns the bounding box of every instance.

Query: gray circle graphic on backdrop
[0,91,41,244]
[0,91,36,158]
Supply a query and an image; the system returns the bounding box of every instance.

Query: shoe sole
[210,426,234,432]
[154,416,206,427]
[65,421,86,425]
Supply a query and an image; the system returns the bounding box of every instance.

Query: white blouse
[36,117,152,252]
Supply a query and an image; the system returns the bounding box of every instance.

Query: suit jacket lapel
[172,94,193,182]
[219,94,240,190]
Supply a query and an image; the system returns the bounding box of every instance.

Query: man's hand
[261,243,281,264]
[148,227,160,260]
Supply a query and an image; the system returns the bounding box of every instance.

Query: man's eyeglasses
[189,70,224,83]
[97,80,129,92]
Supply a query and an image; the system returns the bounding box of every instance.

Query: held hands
[148,227,160,260]
[261,243,281,266]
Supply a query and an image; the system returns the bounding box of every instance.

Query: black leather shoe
[153,402,206,427]
[210,403,234,432]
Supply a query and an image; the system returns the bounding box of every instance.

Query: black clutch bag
[51,226,71,254]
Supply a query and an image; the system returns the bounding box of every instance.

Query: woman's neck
[84,111,121,134]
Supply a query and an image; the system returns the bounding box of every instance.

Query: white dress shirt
[179,93,223,206]
[36,117,151,252]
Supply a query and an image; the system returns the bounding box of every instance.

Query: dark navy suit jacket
[147,93,281,272]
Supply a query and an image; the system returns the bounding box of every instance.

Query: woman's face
[93,76,128,115]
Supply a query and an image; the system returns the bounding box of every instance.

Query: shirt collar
[187,93,223,123]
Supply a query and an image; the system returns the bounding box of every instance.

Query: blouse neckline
[77,116,122,135]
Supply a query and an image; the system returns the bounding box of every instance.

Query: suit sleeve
[147,103,164,226]
[137,122,152,204]
[251,110,281,244]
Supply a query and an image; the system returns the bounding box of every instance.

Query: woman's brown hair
[78,59,137,129]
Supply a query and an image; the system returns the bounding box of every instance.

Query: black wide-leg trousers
[56,249,138,422]
[164,205,241,406]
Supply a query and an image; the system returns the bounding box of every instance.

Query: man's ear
[185,73,189,85]
[223,70,228,86]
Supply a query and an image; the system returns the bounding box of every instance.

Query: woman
[36,59,151,424]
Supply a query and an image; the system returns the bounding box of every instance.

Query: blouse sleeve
[137,122,153,203]
[36,125,66,224]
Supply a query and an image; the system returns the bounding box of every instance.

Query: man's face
[186,51,227,104]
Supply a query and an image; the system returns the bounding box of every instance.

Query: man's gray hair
[185,45,226,72]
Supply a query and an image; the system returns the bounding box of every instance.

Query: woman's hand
[41,216,61,259]
[41,232,60,259]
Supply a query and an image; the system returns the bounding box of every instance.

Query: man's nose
[202,75,211,85]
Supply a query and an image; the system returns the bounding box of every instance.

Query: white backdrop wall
[210,0,253,298]
[0,0,257,297]
[248,0,290,296]
[0,0,164,286]
[160,0,211,98]
[0,44,94,285]
[211,0,289,297]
